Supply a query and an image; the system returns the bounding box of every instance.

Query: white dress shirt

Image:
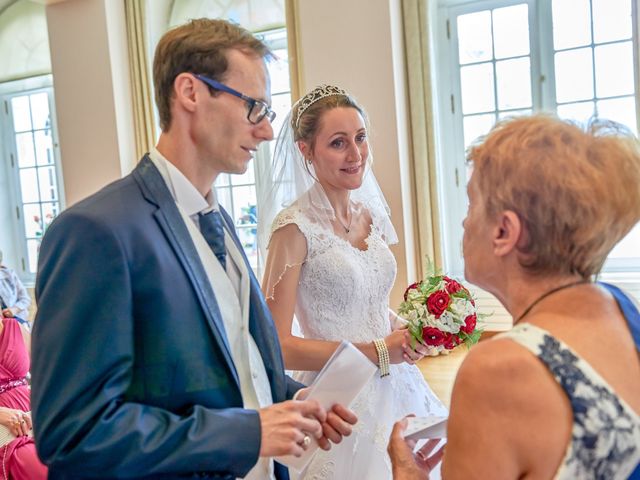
[148,149,275,480]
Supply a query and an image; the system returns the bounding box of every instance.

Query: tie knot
[199,211,226,269]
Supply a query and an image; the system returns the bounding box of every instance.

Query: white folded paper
[276,341,377,472]
[403,415,448,441]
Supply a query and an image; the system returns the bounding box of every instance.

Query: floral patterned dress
[497,323,640,480]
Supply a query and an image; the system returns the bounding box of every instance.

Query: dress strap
[598,283,640,480]
[598,282,640,350]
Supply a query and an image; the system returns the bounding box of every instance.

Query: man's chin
[229,160,250,175]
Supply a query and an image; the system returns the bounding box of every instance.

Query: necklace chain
[514,279,589,325]
[336,211,352,234]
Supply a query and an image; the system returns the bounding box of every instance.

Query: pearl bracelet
[373,338,390,377]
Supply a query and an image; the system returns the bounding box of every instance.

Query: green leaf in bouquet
[424,256,438,277]
[408,322,423,348]
[458,326,483,348]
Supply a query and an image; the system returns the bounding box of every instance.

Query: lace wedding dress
[270,204,448,480]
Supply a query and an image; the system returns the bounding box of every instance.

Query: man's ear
[173,73,199,114]
[493,210,523,257]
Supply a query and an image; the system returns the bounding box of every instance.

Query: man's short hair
[153,18,271,131]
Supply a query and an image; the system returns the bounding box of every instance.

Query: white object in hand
[276,341,377,471]
[403,415,448,441]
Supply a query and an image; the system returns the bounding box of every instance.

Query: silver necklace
[336,212,352,234]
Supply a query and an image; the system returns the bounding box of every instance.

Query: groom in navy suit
[31,18,355,479]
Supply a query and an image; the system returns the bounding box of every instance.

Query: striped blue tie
[198,210,226,270]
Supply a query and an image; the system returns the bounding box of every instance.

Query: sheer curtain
[125,0,156,159]
[400,0,443,274]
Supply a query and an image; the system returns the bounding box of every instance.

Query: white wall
[45,0,136,206]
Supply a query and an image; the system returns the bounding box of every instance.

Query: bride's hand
[407,335,441,358]
[384,330,423,364]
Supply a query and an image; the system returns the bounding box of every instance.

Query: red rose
[444,334,461,350]
[461,314,477,334]
[403,282,422,301]
[421,327,448,346]
[426,290,451,317]
[445,279,463,294]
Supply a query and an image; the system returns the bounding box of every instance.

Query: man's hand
[258,399,326,458]
[316,403,357,450]
[388,417,445,480]
[2,307,17,318]
[291,389,358,452]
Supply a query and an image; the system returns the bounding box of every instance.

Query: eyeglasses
[195,74,276,125]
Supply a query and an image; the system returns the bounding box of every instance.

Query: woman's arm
[262,224,411,371]
[441,338,571,479]
[10,268,31,315]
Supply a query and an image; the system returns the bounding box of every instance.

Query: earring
[307,157,312,165]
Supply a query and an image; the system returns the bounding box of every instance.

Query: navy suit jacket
[31,157,302,479]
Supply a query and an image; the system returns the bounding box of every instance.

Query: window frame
[436,0,640,277]
[213,26,291,277]
[0,75,64,284]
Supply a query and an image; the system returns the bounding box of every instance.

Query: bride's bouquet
[399,268,483,354]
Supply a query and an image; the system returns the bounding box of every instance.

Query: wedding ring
[302,435,311,448]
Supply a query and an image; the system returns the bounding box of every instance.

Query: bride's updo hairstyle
[468,114,640,278]
[292,85,369,149]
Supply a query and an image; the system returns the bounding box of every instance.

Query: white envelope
[403,415,448,441]
[276,341,377,472]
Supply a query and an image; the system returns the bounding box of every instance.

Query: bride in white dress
[259,85,447,479]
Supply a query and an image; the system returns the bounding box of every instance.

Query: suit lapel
[133,157,240,390]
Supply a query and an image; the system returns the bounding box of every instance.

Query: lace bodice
[269,205,447,480]
[271,205,396,343]
[498,323,640,480]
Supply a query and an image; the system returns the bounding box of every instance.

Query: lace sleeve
[261,213,308,302]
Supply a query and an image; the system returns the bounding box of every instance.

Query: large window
[213,27,292,273]
[437,0,639,276]
[1,84,63,281]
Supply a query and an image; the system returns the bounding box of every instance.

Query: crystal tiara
[294,84,349,127]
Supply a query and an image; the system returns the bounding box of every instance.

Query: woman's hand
[383,329,421,364]
[388,417,445,480]
[385,329,432,365]
[0,408,32,437]
[407,336,441,358]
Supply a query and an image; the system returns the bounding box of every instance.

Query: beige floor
[416,346,469,408]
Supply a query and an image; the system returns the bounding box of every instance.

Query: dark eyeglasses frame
[194,74,276,125]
